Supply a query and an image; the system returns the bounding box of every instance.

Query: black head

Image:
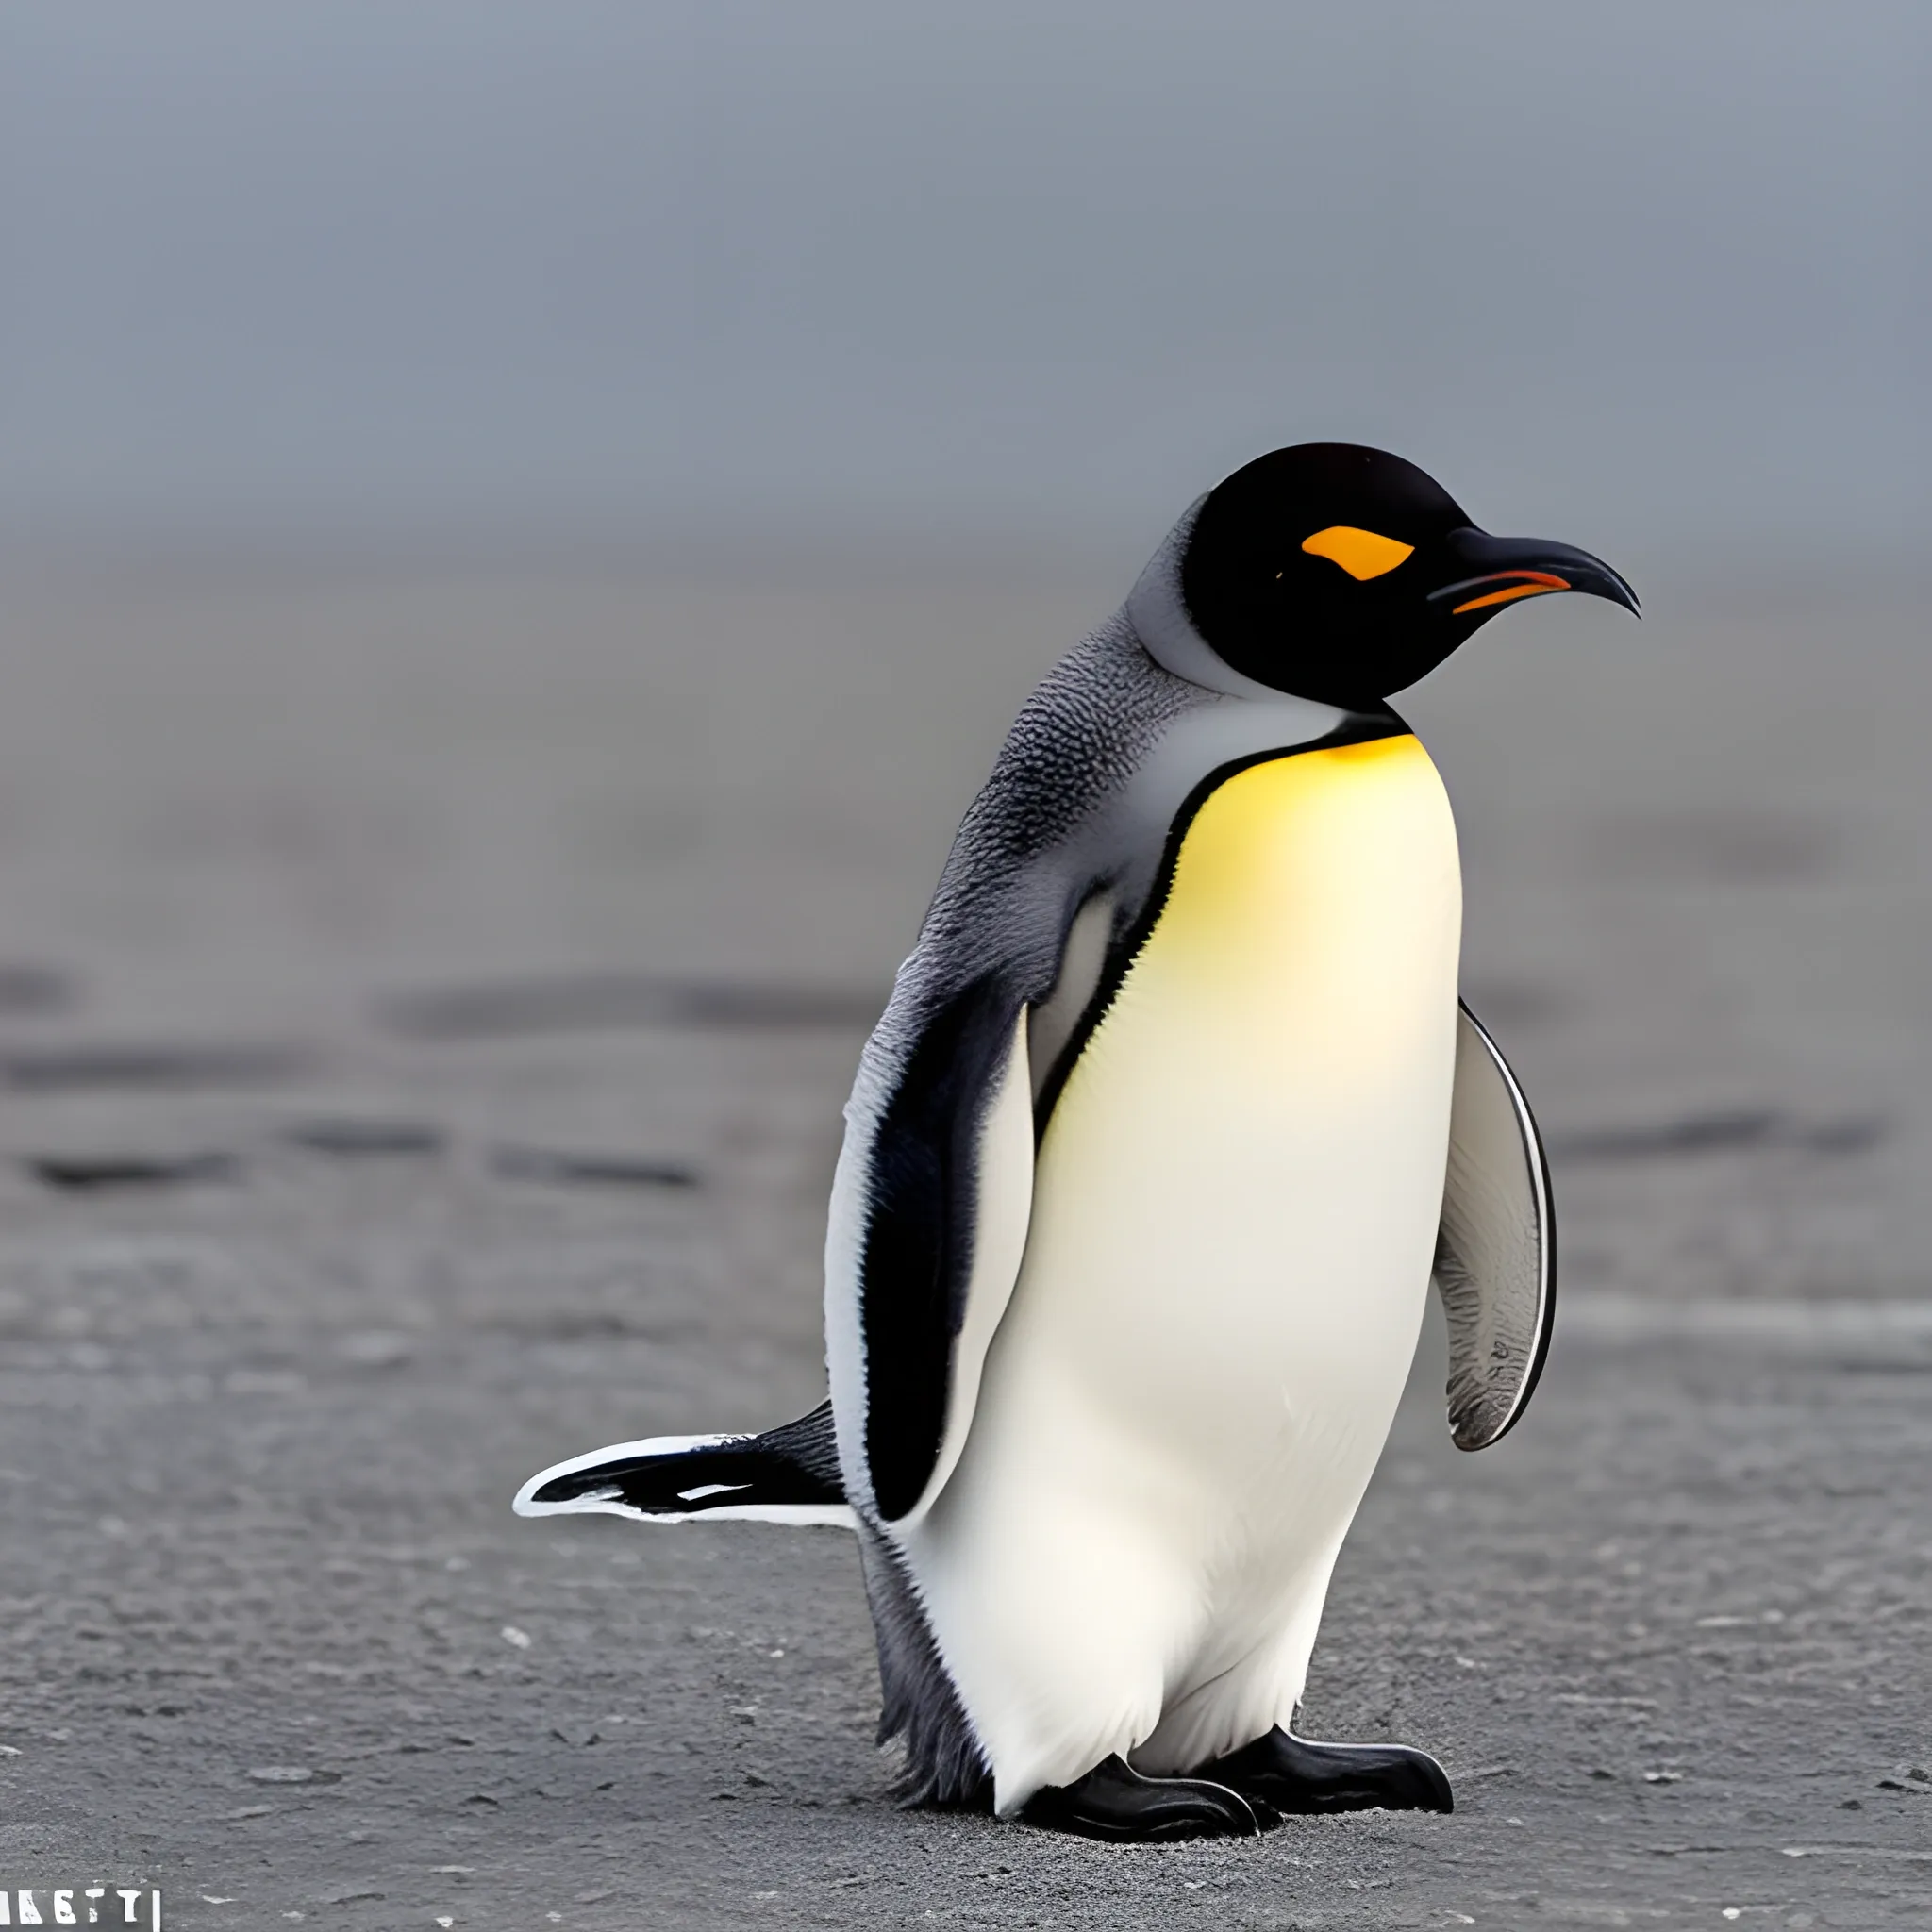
[1177,443,1638,708]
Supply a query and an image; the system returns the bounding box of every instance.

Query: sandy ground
[0,562,1925,1929]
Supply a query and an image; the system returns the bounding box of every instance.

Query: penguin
[516,443,1638,1842]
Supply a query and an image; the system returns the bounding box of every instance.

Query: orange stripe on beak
[1451,572,1570,615]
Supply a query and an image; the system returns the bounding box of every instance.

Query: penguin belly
[902,734,1462,1813]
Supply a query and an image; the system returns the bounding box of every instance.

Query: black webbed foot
[1196,1725,1453,1816]
[1021,1754,1263,1842]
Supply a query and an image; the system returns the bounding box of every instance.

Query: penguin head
[1175,443,1639,708]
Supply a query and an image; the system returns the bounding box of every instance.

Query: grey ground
[0,563,1926,1929]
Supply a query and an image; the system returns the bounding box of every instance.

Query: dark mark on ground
[470,1308,699,1341]
[282,1120,448,1157]
[380,973,883,1039]
[24,1153,240,1191]
[0,1043,312,1092]
[1801,1117,1890,1155]
[1548,1109,1886,1163]
[491,1145,700,1190]
[0,965,76,1015]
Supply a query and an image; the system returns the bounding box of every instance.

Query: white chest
[993,734,1462,1471]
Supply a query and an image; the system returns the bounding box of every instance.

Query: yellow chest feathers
[1097,733,1462,1090]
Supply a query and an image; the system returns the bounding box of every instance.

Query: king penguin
[516,443,1639,1841]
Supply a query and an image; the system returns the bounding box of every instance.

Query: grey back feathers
[878,611,1211,1021]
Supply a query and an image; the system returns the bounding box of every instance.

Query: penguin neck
[1125,499,1290,702]
[1125,502,1407,738]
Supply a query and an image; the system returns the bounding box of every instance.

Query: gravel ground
[0,563,1924,1929]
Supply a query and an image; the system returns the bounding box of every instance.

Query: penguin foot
[1021,1754,1265,1842]
[1196,1726,1454,1817]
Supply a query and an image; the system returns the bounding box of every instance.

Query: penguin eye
[1300,525,1415,582]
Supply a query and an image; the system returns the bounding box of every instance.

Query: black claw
[1022,1754,1262,1843]
[1196,1726,1455,1817]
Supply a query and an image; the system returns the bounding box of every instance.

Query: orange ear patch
[1300,525,1414,581]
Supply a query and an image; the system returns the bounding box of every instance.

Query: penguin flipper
[1434,1000,1556,1450]
[512,1399,856,1527]
[839,981,1036,1525]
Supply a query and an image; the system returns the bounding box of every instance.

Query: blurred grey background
[2,6,1929,1927]
[5,0,1928,575]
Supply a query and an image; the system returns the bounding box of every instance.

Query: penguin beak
[1429,529,1641,621]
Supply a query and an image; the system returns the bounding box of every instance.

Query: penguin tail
[513,1398,854,1527]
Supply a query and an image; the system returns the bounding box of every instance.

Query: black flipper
[1195,1726,1454,1817]
[1022,1755,1265,1842]
[512,1399,854,1527]
[853,975,1036,1524]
